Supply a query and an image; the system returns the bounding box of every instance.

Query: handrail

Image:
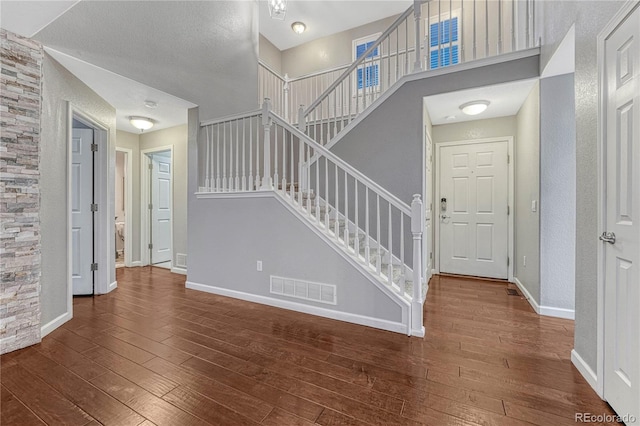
[303,4,415,116]
[200,109,262,127]
[288,64,350,83]
[269,111,411,215]
[258,60,286,82]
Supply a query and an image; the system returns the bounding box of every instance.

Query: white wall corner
[571,349,600,396]
[513,277,540,314]
[171,267,187,276]
[41,311,72,338]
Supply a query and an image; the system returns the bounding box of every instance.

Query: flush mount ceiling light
[291,21,306,34]
[268,0,287,20]
[129,116,154,131]
[459,100,490,116]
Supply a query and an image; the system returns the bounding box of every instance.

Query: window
[428,12,460,69]
[353,34,381,92]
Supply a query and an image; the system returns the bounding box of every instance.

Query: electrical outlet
[523,256,527,267]
[257,261,263,271]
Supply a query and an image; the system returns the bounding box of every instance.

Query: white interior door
[439,141,509,279]
[150,152,172,265]
[71,128,94,295]
[603,4,640,422]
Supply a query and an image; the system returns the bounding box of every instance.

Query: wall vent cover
[175,253,187,268]
[270,276,337,305]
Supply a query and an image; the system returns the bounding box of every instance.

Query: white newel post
[283,74,290,123]
[411,194,424,336]
[413,0,423,72]
[261,98,273,190]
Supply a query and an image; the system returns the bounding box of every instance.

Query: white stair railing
[199,99,424,335]
[279,0,535,146]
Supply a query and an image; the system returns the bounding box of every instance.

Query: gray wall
[259,34,283,74]
[331,53,539,206]
[115,131,141,263]
[539,0,625,372]
[41,53,117,325]
[140,125,189,268]
[540,74,575,311]
[187,196,403,323]
[281,15,399,78]
[432,116,517,143]
[515,82,540,302]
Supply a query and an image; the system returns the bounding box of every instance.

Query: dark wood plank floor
[1,267,618,425]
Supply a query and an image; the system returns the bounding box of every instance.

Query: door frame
[434,136,515,281]
[115,147,133,267]
[140,145,174,267]
[596,0,640,400]
[67,104,112,302]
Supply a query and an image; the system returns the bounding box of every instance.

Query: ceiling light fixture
[268,0,287,20]
[459,100,490,116]
[291,21,306,34]
[129,116,154,131]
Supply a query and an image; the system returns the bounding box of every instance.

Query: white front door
[439,140,509,279]
[150,153,172,265]
[71,128,94,295]
[425,125,433,284]
[603,4,640,423]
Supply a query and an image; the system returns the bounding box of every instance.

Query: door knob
[441,215,450,220]
[599,232,616,244]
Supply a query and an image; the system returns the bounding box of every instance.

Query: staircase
[198,0,536,335]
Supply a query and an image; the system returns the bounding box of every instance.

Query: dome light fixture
[129,116,154,131]
[460,100,490,116]
[291,21,306,34]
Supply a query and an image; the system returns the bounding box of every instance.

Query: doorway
[115,148,133,268]
[435,137,514,280]
[597,1,639,420]
[69,109,111,297]
[141,146,173,269]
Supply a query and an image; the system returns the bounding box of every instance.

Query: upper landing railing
[259,0,537,143]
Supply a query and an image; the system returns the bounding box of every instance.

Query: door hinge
[507,257,510,267]
[507,205,510,215]
[91,263,98,271]
[91,203,98,212]
[148,243,153,249]
[91,143,98,152]
[148,203,153,210]
[149,163,153,170]
[507,154,510,164]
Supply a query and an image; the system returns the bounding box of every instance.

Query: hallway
[1,268,616,425]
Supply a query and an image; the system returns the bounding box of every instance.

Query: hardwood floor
[1,267,618,425]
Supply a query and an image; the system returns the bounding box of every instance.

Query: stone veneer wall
[0,29,43,354]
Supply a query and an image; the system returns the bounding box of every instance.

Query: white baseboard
[171,267,187,276]
[513,277,575,320]
[571,349,599,393]
[41,311,72,338]
[539,305,575,320]
[108,280,117,292]
[513,277,540,313]
[186,281,408,335]
[130,261,142,267]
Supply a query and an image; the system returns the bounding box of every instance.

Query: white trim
[140,145,174,268]
[572,349,599,393]
[108,281,118,292]
[40,311,72,338]
[195,190,274,199]
[595,0,640,400]
[513,277,540,313]
[115,147,133,267]
[323,47,540,151]
[171,267,187,276]
[130,261,142,267]
[434,137,515,281]
[186,281,412,335]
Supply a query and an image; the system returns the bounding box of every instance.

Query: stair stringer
[269,191,414,335]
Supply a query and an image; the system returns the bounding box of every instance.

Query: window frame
[352,33,382,96]
[426,10,461,70]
